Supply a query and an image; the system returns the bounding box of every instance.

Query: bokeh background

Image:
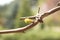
[0,0,60,40]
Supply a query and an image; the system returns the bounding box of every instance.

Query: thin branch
[0,18,39,34]
[20,7,40,20]
[38,7,40,13]
[0,5,60,34]
[20,16,36,20]
[40,6,60,19]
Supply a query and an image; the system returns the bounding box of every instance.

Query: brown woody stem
[0,4,60,34]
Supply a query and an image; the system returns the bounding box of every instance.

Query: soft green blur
[0,0,60,40]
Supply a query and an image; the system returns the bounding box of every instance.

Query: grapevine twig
[0,3,60,34]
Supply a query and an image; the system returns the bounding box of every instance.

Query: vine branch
[0,3,60,34]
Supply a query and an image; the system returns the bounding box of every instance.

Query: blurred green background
[0,0,60,40]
